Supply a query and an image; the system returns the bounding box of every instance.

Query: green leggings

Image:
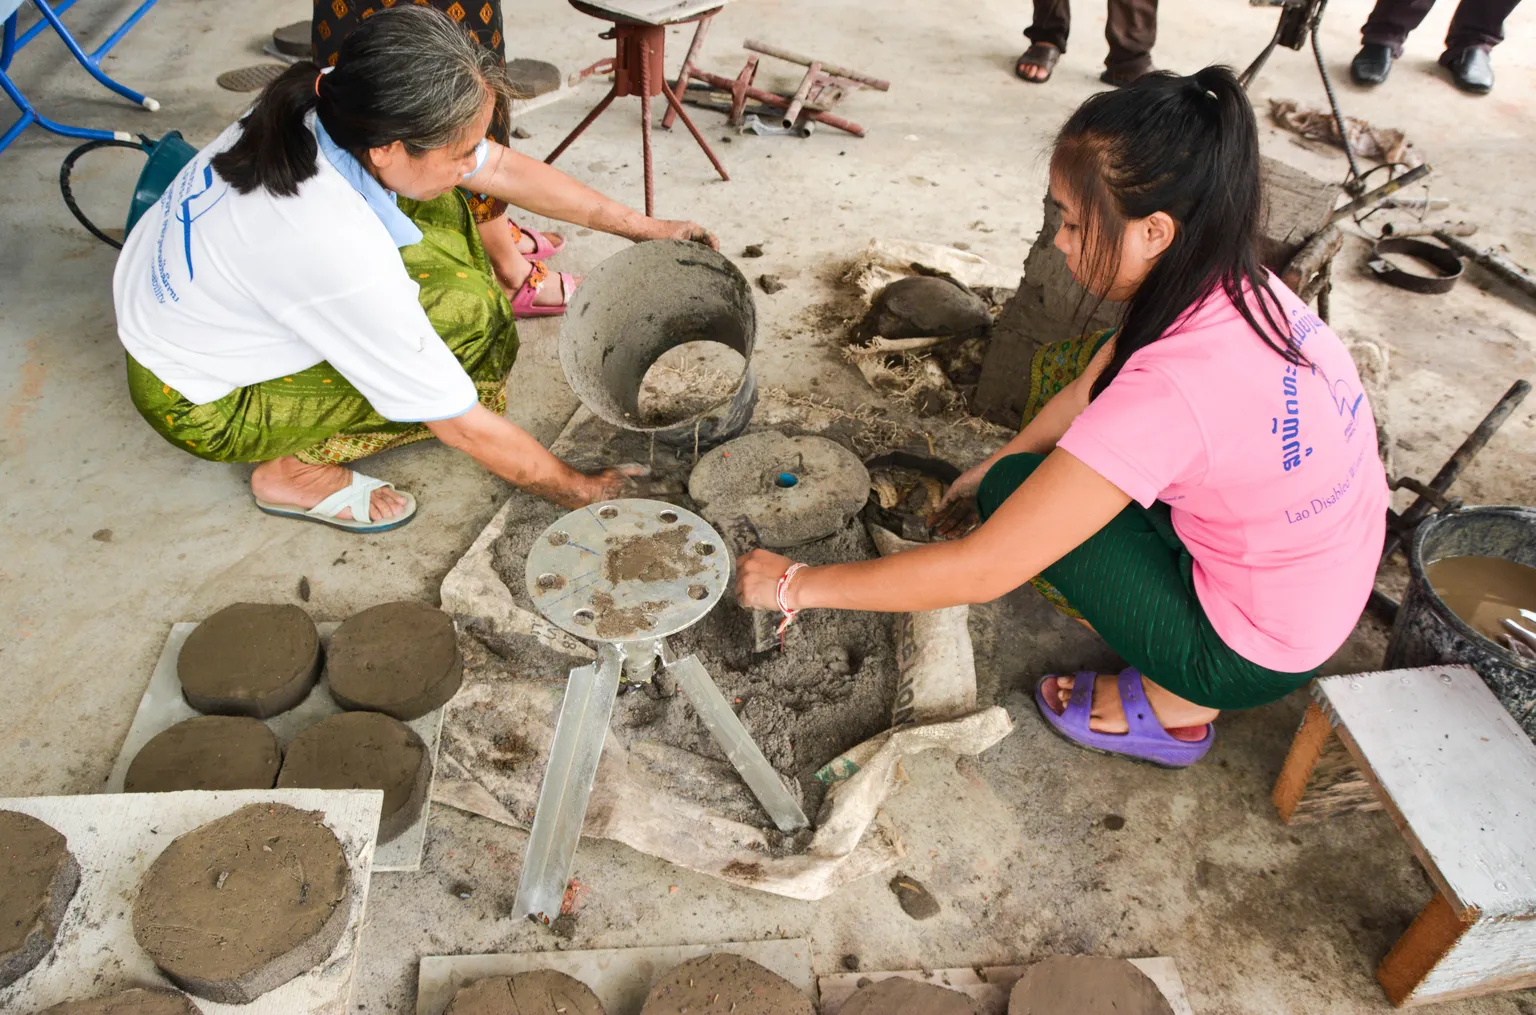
[977,453,1317,711]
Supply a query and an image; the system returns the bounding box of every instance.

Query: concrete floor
[2,0,1535,1011]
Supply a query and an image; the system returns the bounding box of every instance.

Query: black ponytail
[211,61,322,197]
[209,6,512,199]
[1050,65,1300,399]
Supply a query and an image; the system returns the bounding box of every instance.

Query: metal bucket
[558,240,756,451]
[1383,505,1536,737]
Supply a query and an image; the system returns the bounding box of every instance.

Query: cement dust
[1426,555,1536,643]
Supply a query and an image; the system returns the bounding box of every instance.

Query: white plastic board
[416,938,815,1015]
[107,621,445,871]
[817,958,1194,1015]
[0,788,381,1015]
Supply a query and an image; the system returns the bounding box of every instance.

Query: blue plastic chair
[1,0,162,154]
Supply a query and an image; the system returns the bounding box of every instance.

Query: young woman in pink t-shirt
[735,66,1388,767]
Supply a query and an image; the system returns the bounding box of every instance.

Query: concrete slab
[1,1,1535,1014]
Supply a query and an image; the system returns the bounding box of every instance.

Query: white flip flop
[254,470,417,533]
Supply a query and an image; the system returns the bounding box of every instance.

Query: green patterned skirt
[126,190,519,466]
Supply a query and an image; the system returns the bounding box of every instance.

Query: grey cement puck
[0,811,80,991]
[1008,956,1173,1015]
[507,59,562,98]
[277,712,430,844]
[124,716,281,793]
[178,603,321,718]
[132,803,351,1005]
[325,601,462,721]
[446,970,606,1015]
[639,953,813,1015]
[271,20,311,58]
[38,987,202,1014]
[688,431,870,549]
[842,977,985,1015]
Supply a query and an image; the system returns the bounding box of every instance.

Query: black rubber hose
[59,137,147,250]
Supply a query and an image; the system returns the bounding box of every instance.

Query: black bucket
[1383,505,1536,738]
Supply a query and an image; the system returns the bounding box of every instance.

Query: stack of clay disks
[445,970,605,1015]
[639,953,813,1015]
[38,988,201,1014]
[840,977,984,1015]
[177,603,321,718]
[0,811,80,991]
[1009,956,1174,1015]
[132,803,352,1004]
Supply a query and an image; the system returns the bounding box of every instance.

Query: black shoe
[1442,46,1494,93]
[1350,43,1394,85]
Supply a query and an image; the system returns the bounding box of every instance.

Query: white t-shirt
[113,119,478,422]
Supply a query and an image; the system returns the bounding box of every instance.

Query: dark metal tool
[722,515,780,654]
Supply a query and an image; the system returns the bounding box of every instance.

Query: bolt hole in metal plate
[526,499,731,643]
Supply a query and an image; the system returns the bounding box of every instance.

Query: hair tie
[314,72,323,98]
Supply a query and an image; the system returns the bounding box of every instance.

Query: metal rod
[1381,221,1477,239]
[1377,195,1450,212]
[640,48,654,218]
[1381,379,1532,564]
[660,75,729,181]
[544,85,618,165]
[781,61,820,129]
[1310,10,1365,192]
[1238,12,1287,88]
[661,14,712,131]
[742,38,890,90]
[1328,163,1433,225]
[512,646,624,924]
[689,68,867,136]
[1432,231,1536,301]
[665,654,810,833]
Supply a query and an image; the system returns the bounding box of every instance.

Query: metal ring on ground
[1367,236,1463,295]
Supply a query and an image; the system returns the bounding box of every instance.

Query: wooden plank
[1378,893,1473,1007]
[1317,667,1536,919]
[1396,913,1536,1006]
[1274,701,1384,824]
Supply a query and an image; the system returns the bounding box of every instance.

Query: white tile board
[817,958,1193,1015]
[0,788,382,1015]
[416,938,815,1015]
[1315,666,1536,917]
[106,621,446,872]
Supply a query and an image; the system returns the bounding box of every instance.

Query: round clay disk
[841,978,984,1015]
[1009,956,1173,1015]
[325,601,462,721]
[124,716,281,793]
[38,987,202,1014]
[132,802,351,1005]
[276,711,430,844]
[688,432,870,549]
[446,970,606,1015]
[0,811,80,990]
[639,953,814,1015]
[178,603,321,718]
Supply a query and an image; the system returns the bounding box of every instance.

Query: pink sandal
[509,220,563,260]
[510,261,578,319]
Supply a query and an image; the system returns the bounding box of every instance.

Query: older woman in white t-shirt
[113,5,711,531]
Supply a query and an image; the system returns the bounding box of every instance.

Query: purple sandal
[1034,668,1213,768]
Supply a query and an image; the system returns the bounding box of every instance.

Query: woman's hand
[735,549,798,611]
[576,464,650,506]
[929,462,989,539]
[642,218,719,250]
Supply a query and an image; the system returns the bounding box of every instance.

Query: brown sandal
[1016,44,1060,83]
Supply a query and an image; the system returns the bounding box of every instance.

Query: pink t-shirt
[1057,281,1388,673]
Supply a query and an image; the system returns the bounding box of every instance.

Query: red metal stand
[547,3,729,217]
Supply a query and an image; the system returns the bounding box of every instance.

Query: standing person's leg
[1353,0,1437,83]
[1019,0,1070,82]
[1102,0,1157,87]
[1439,0,1521,91]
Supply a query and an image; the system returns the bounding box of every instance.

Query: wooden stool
[1274,666,1536,1006]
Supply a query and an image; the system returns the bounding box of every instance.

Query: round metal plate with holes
[526,499,730,644]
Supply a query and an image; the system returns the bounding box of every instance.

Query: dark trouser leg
[1444,0,1522,52]
[1026,0,1071,52]
[975,453,1317,711]
[1361,0,1439,56]
[1105,0,1157,76]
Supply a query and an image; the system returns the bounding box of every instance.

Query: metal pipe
[1432,231,1536,301]
[1381,221,1476,239]
[781,61,819,129]
[742,38,891,90]
[690,67,868,136]
[1328,163,1433,225]
[1377,195,1450,212]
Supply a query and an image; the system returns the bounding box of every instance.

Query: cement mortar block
[856,276,991,342]
[688,432,871,549]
